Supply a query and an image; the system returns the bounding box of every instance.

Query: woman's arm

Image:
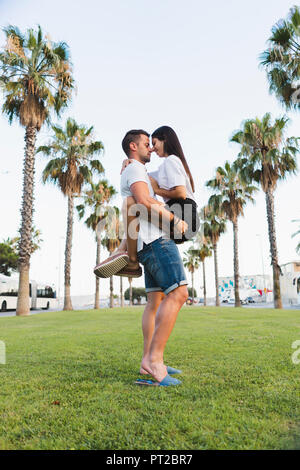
[157,185,187,200]
[149,176,186,199]
[120,158,132,174]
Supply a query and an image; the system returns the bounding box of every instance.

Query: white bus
[0,274,57,312]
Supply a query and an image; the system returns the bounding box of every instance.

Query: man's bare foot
[139,366,150,375]
[140,358,167,383]
[148,362,168,383]
[140,358,153,376]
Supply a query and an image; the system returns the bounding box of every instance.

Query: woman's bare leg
[122,196,140,269]
[112,197,136,256]
[114,237,127,253]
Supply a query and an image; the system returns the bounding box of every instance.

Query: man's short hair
[122,129,150,157]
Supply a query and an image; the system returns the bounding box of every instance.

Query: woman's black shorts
[166,197,200,244]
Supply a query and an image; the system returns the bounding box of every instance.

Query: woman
[149,126,199,243]
[94,126,199,278]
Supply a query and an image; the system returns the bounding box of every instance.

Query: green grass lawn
[0,306,300,450]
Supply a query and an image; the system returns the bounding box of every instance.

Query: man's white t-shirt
[120,160,164,252]
[149,155,194,203]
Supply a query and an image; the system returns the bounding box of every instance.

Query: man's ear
[129,141,137,152]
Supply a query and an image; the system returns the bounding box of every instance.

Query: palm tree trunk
[16,126,37,316]
[63,195,74,311]
[191,270,194,303]
[213,242,220,306]
[94,235,101,309]
[109,276,114,308]
[265,188,282,309]
[129,277,133,306]
[202,260,207,306]
[233,220,241,307]
[120,277,124,307]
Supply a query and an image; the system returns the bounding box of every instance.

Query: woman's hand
[173,217,188,237]
[120,159,132,174]
[149,176,161,195]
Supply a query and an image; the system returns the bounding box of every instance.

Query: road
[1,302,299,318]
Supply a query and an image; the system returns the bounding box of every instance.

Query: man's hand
[120,159,132,175]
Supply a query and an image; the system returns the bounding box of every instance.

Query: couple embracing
[95,126,199,387]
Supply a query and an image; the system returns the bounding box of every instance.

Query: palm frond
[90,159,104,174]
[260,6,300,110]
[0,25,74,129]
[40,118,106,199]
[230,113,299,193]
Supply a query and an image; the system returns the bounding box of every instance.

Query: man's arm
[129,181,187,234]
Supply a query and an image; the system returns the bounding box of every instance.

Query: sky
[0,0,300,301]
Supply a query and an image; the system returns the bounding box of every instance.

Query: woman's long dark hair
[151,126,195,192]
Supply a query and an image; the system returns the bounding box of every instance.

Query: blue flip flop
[135,379,158,386]
[139,366,182,376]
[135,374,181,387]
[159,374,181,386]
[166,366,182,375]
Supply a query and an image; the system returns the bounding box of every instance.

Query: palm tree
[192,235,212,306]
[101,207,121,308]
[203,205,226,306]
[117,221,125,308]
[206,161,257,307]
[37,118,104,310]
[77,181,116,309]
[0,25,74,315]
[128,277,133,306]
[183,247,200,304]
[120,277,124,307]
[231,113,299,308]
[260,6,300,110]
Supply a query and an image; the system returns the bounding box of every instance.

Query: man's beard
[140,154,151,163]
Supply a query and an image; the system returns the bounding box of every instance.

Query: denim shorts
[137,237,188,295]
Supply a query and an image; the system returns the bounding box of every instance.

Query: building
[218,274,272,302]
[280,261,300,305]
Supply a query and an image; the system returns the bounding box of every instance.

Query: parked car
[246,296,255,303]
[186,297,198,305]
[226,298,248,305]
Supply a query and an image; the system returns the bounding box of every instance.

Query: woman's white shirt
[149,155,194,203]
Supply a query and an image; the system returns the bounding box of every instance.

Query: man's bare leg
[140,291,165,374]
[142,285,188,383]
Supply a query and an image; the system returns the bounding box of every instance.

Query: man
[119,129,189,387]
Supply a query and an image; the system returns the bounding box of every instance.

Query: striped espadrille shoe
[94,252,129,278]
[115,265,143,278]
